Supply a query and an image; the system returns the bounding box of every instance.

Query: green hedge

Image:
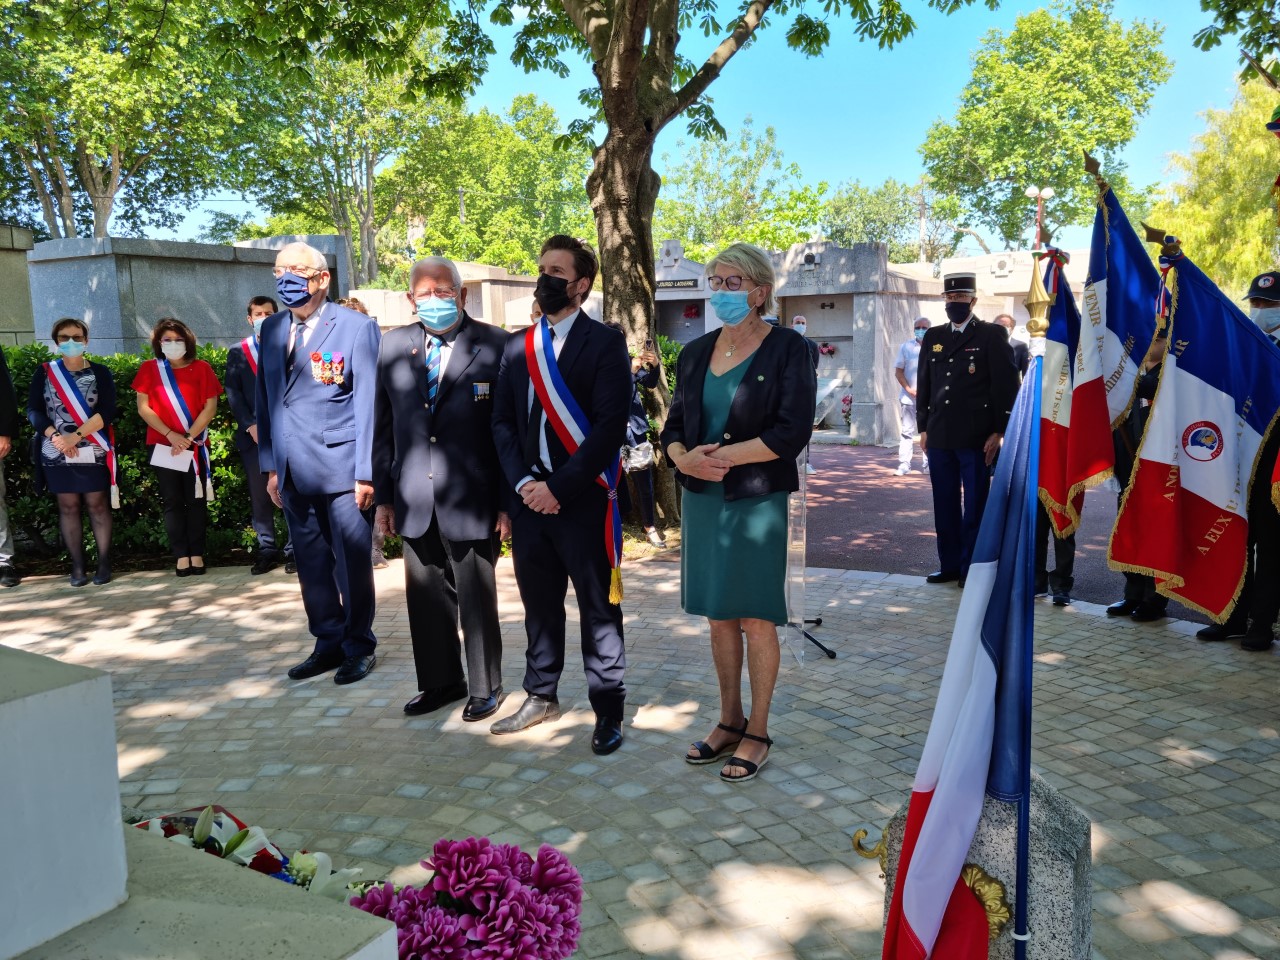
[6,342,280,563]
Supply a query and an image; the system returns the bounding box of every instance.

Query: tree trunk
[586,121,680,522]
[16,146,63,239]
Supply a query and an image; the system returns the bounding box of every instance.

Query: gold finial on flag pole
[1141,222,1182,259]
[1082,149,1108,192]
[1024,254,1053,341]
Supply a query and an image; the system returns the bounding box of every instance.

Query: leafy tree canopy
[653,117,826,263]
[382,95,594,278]
[824,177,962,263]
[921,0,1168,248]
[0,0,257,238]
[1147,80,1279,295]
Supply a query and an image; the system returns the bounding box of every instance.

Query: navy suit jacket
[224,338,259,441]
[491,312,631,514]
[256,301,381,494]
[372,314,507,542]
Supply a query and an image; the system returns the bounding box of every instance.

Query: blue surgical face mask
[58,339,86,358]
[1251,305,1280,333]
[252,317,266,339]
[710,290,752,326]
[275,271,313,308]
[416,297,460,332]
[914,328,927,341]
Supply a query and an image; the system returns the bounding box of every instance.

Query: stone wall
[0,225,35,346]
[27,236,344,354]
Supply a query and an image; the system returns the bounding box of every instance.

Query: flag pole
[1015,258,1053,960]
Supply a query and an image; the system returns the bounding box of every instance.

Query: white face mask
[1251,305,1280,333]
[160,341,187,361]
[792,324,806,337]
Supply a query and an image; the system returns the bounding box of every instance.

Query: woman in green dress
[660,242,817,782]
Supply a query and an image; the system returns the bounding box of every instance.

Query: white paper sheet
[150,444,194,472]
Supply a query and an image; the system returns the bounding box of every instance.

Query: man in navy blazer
[372,257,509,721]
[257,242,382,684]
[490,235,632,754]
[225,294,293,575]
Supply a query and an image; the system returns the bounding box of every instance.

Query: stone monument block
[0,645,129,958]
[876,771,1091,959]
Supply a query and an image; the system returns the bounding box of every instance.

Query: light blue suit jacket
[256,300,381,495]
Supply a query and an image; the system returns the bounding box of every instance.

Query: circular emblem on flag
[1182,421,1223,462]
[1261,276,1275,289]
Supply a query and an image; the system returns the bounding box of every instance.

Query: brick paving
[5,555,1278,959]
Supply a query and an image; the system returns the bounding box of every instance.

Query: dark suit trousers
[512,495,626,721]
[151,451,207,558]
[404,516,503,696]
[1035,504,1076,594]
[927,447,990,575]
[235,432,290,556]
[1242,479,1280,632]
[281,477,376,659]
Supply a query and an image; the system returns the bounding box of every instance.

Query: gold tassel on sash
[609,567,623,605]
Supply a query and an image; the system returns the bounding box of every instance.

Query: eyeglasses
[707,275,754,292]
[414,288,458,300]
[943,292,973,303]
[272,265,324,279]
[55,334,87,343]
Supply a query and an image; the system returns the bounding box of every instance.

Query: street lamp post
[1023,185,1055,251]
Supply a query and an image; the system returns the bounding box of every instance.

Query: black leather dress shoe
[926,570,960,584]
[1196,619,1246,640]
[335,654,376,685]
[404,683,468,716]
[285,559,298,574]
[287,652,343,680]
[250,553,281,575]
[1106,599,1139,617]
[1130,601,1169,623]
[462,688,502,722]
[490,694,559,734]
[591,717,624,756]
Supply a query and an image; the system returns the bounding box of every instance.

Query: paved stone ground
[6,556,1278,960]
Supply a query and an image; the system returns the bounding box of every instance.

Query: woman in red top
[132,318,223,576]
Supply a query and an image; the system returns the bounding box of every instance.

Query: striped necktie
[425,335,442,410]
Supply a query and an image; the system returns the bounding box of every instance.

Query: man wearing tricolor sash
[257,242,382,686]
[491,235,632,755]
[226,295,293,576]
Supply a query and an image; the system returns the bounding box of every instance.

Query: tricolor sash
[240,336,259,376]
[524,320,624,603]
[45,359,120,509]
[152,358,214,500]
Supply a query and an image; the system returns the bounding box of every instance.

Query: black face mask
[944,301,972,324]
[535,273,577,315]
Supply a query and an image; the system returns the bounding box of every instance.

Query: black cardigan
[661,326,816,500]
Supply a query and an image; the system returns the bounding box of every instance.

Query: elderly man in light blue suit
[257,241,382,684]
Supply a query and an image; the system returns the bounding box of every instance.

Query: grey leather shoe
[490,694,559,734]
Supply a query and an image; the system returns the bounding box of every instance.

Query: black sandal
[720,732,774,783]
[685,718,748,765]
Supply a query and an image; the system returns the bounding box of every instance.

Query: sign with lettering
[656,279,700,290]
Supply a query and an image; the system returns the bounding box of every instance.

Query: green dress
[680,352,790,624]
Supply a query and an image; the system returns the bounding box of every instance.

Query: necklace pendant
[725,344,736,357]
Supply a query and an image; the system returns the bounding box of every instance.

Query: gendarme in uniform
[917,271,1019,584]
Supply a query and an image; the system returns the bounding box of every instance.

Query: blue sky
[178,2,1244,251]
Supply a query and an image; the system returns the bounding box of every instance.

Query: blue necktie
[425,335,442,410]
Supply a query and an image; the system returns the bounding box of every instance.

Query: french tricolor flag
[1038,250,1081,534]
[883,356,1039,959]
[1110,248,1280,620]
[1082,189,1159,430]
